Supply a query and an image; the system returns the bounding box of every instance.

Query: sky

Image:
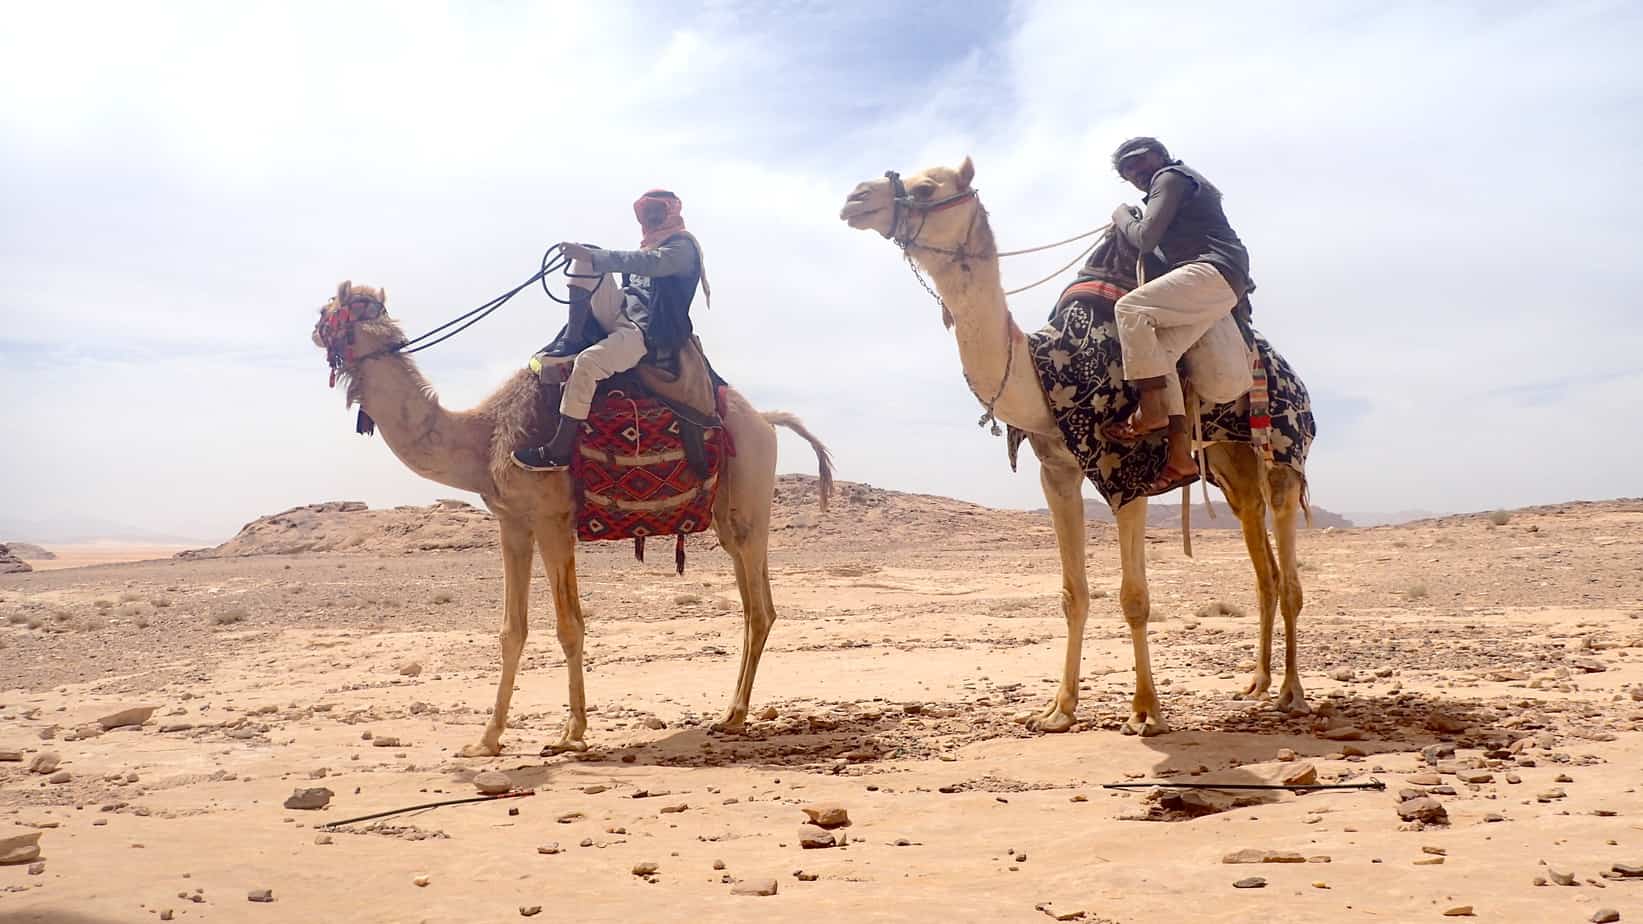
[2,0,1640,542]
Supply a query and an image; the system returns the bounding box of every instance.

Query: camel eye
[913,183,936,200]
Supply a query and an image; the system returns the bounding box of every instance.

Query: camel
[312,280,833,756]
[840,159,1309,735]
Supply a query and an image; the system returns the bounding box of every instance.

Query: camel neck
[353,353,496,497]
[910,234,1013,393]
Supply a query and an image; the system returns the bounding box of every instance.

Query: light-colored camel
[312,280,833,756]
[840,159,1308,735]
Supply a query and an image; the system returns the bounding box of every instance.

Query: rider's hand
[560,241,594,263]
[1111,203,1139,225]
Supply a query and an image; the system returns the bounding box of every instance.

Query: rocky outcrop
[0,544,32,574]
[1,542,55,560]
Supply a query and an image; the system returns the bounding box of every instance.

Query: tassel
[356,409,375,436]
[634,536,645,562]
[675,533,687,575]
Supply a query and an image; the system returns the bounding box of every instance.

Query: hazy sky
[2,0,1639,542]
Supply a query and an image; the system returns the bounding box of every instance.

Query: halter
[315,294,391,388]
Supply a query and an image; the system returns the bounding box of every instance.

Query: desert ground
[3,479,1641,923]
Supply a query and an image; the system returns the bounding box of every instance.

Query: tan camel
[840,159,1308,735]
[312,280,833,756]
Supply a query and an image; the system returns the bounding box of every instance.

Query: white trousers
[1114,262,1252,416]
[538,259,646,419]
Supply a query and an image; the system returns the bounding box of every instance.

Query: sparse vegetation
[118,591,143,603]
[673,593,703,606]
[152,597,172,608]
[6,613,29,625]
[52,608,72,622]
[26,615,44,630]
[431,591,454,605]
[79,614,108,631]
[93,599,114,610]
[1404,584,1429,601]
[212,608,248,626]
[1487,510,1512,526]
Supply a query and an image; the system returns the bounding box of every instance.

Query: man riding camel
[512,189,710,472]
[1104,137,1255,492]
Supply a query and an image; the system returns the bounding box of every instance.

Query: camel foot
[1121,710,1170,737]
[540,728,588,755]
[1024,699,1077,733]
[1276,679,1311,716]
[709,707,748,735]
[1236,672,1272,701]
[458,741,502,758]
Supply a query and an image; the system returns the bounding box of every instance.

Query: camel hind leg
[538,512,590,753]
[710,388,781,732]
[1270,465,1309,714]
[1205,444,1281,702]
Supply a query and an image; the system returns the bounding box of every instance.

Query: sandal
[1147,460,1199,495]
[1100,410,1169,445]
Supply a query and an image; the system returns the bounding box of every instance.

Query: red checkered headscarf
[635,189,687,250]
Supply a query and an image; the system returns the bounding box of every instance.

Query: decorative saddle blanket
[571,388,727,567]
[1008,291,1315,511]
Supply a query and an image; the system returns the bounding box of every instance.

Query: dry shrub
[26,615,45,630]
[135,614,151,629]
[431,591,454,605]
[80,614,109,632]
[212,608,247,626]
[152,597,172,608]
[52,608,72,622]
[93,599,114,611]
[1404,584,1429,601]
[1487,510,1512,526]
[6,613,29,625]
[1195,600,1245,620]
[673,593,703,606]
[118,591,143,603]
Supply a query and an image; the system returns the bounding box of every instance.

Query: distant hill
[1039,498,1354,530]
[1,542,56,560]
[0,515,204,546]
[1336,510,1444,528]
[0,544,31,574]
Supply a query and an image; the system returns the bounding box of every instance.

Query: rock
[27,752,60,774]
[1442,907,1475,917]
[27,861,45,875]
[801,803,851,828]
[0,750,22,762]
[659,804,688,814]
[1414,857,1445,865]
[1281,762,1319,786]
[757,706,779,721]
[371,736,401,748]
[1396,797,1448,824]
[1429,713,1469,733]
[160,911,174,921]
[96,706,156,730]
[1232,877,1267,889]
[1341,744,1368,758]
[283,787,333,810]
[798,824,836,849]
[0,831,43,865]
[1612,863,1642,877]
[1484,812,1505,823]
[1549,867,1576,886]
[314,834,332,845]
[413,874,431,887]
[1407,772,1442,786]
[1276,748,1296,762]
[1457,769,1494,784]
[398,661,423,677]
[247,888,274,903]
[1590,911,1620,924]
[632,861,659,877]
[643,717,666,730]
[1422,743,1457,765]
[1319,726,1366,741]
[1537,788,1567,802]
[713,859,726,870]
[473,771,512,795]
[520,906,543,917]
[1423,846,1447,856]
[0,545,32,573]
[1329,668,1353,682]
[1223,848,1305,864]
[731,878,778,896]
[47,770,71,784]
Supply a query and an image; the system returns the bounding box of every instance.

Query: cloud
[1,0,1638,540]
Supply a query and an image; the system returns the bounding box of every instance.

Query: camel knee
[499,625,527,653]
[553,613,583,654]
[1120,589,1149,629]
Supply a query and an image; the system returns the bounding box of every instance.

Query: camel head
[313,280,406,399]
[839,157,982,254]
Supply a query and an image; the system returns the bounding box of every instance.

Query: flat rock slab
[97,706,157,730]
[798,824,837,849]
[731,878,778,896]
[1,831,43,865]
[283,787,333,810]
[801,803,851,828]
[1224,849,1307,864]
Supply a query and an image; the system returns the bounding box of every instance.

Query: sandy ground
[19,546,195,574]
[2,491,1641,923]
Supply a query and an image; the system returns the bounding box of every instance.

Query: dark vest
[1146,161,1254,298]
[621,233,701,367]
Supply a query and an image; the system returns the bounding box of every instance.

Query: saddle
[527,338,730,572]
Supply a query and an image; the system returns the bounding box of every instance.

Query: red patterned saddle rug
[572,388,727,572]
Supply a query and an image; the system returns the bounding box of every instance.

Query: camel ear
[956,156,975,190]
[335,280,352,305]
[378,287,387,306]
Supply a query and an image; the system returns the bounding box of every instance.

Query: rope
[996,223,1110,258]
[1002,234,1104,297]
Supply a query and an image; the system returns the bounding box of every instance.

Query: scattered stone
[1612,863,1642,878]
[1341,744,1368,758]
[413,874,430,887]
[96,706,156,730]
[1329,668,1354,682]
[1282,762,1319,786]
[28,862,45,875]
[643,717,666,730]
[1442,906,1475,917]
[537,844,560,855]
[731,878,778,896]
[314,834,332,845]
[1429,713,1469,733]
[1457,769,1493,784]
[1407,773,1442,786]
[520,906,542,917]
[473,771,511,795]
[1423,846,1447,856]
[713,859,726,870]
[798,824,836,849]
[757,706,778,721]
[0,750,22,762]
[801,804,851,828]
[1555,773,1574,783]
[283,788,333,811]
[581,785,607,795]
[795,870,818,881]
[1422,743,1457,765]
[0,831,43,865]
[1414,857,1445,865]
[1538,788,1567,802]
[247,888,274,903]
[160,911,174,921]
[27,752,60,774]
[1223,849,1306,864]
[1276,748,1296,762]
[557,812,584,824]
[1319,726,1366,741]
[397,661,422,677]
[1591,911,1620,924]
[371,736,401,748]
[47,770,71,784]
[632,861,660,877]
[1232,877,1267,889]
[1396,797,1449,824]
[1484,812,1505,823]
[659,804,688,814]
[1549,867,1576,886]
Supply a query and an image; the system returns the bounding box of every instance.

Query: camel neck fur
[352,353,498,497]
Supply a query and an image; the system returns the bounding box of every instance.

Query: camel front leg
[1271,472,1310,714]
[1117,498,1169,736]
[538,517,589,753]
[460,518,534,758]
[1026,435,1089,733]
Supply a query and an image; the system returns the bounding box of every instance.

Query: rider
[512,189,709,472]
[1106,137,1254,490]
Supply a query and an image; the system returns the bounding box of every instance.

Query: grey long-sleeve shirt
[587,237,699,280]
[1113,162,1253,298]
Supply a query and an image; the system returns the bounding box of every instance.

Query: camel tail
[762,412,834,512]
